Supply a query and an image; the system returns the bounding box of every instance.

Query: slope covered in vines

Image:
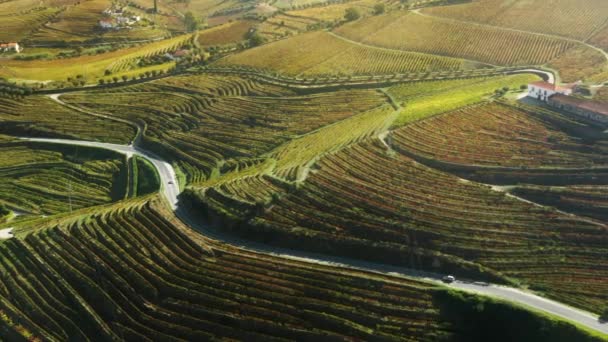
[61,73,387,183]
[189,139,608,313]
[0,197,600,341]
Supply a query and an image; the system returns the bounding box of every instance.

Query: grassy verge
[434,289,607,342]
[134,156,160,196]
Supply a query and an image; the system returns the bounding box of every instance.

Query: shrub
[344,8,361,22]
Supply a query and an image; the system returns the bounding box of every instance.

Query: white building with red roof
[0,42,22,53]
[99,18,115,29]
[527,81,574,102]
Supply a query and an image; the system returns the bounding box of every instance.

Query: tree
[248,33,266,47]
[344,7,360,21]
[601,306,608,322]
[184,11,200,32]
[373,3,385,15]
[112,76,119,83]
[99,79,105,85]
[0,203,9,218]
[122,75,128,82]
[104,69,112,76]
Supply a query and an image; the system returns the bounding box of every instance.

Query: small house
[99,18,115,29]
[528,81,574,102]
[0,42,22,53]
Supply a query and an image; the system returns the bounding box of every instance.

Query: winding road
[19,136,608,336]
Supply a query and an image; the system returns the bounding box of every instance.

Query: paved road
[19,137,608,336]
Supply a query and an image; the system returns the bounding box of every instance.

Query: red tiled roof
[529,81,574,92]
[550,94,608,116]
[173,49,189,57]
[530,81,556,90]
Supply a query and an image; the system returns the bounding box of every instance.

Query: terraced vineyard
[333,11,583,66]
[192,139,608,313]
[217,31,480,76]
[391,102,608,167]
[28,0,109,42]
[197,20,256,47]
[0,137,127,216]
[286,0,384,22]
[0,197,599,341]
[510,185,608,222]
[0,7,60,41]
[61,73,387,182]
[420,0,608,40]
[0,96,136,144]
[547,45,608,82]
[389,74,539,127]
[257,14,320,39]
[0,34,193,83]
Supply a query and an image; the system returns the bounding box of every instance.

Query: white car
[442,275,455,283]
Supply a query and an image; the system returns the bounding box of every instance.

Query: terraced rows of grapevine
[334,12,578,66]
[258,14,319,38]
[61,74,387,182]
[195,139,608,312]
[0,7,60,41]
[0,138,127,216]
[0,198,475,340]
[547,45,608,83]
[197,20,256,47]
[0,96,135,144]
[420,0,608,41]
[0,34,193,82]
[391,102,608,168]
[510,185,608,222]
[269,105,396,181]
[28,0,109,42]
[217,31,477,76]
[286,0,381,22]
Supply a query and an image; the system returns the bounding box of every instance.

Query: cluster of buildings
[528,81,608,125]
[0,42,22,53]
[99,7,142,29]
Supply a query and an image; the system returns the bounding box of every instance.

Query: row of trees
[97,69,168,85]
[0,79,34,98]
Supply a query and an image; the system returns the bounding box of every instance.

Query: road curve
[18,137,608,336]
[20,138,179,210]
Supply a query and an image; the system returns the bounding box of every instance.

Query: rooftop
[529,81,574,92]
[550,94,608,116]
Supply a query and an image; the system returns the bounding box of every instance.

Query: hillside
[1,0,608,339]
[0,197,602,341]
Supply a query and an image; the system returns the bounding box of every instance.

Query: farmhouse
[0,42,22,53]
[527,81,573,102]
[99,18,115,29]
[548,94,608,125]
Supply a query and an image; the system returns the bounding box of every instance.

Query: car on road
[168,181,174,185]
[442,275,455,283]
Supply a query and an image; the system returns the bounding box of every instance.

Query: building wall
[528,85,571,102]
[548,98,608,124]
